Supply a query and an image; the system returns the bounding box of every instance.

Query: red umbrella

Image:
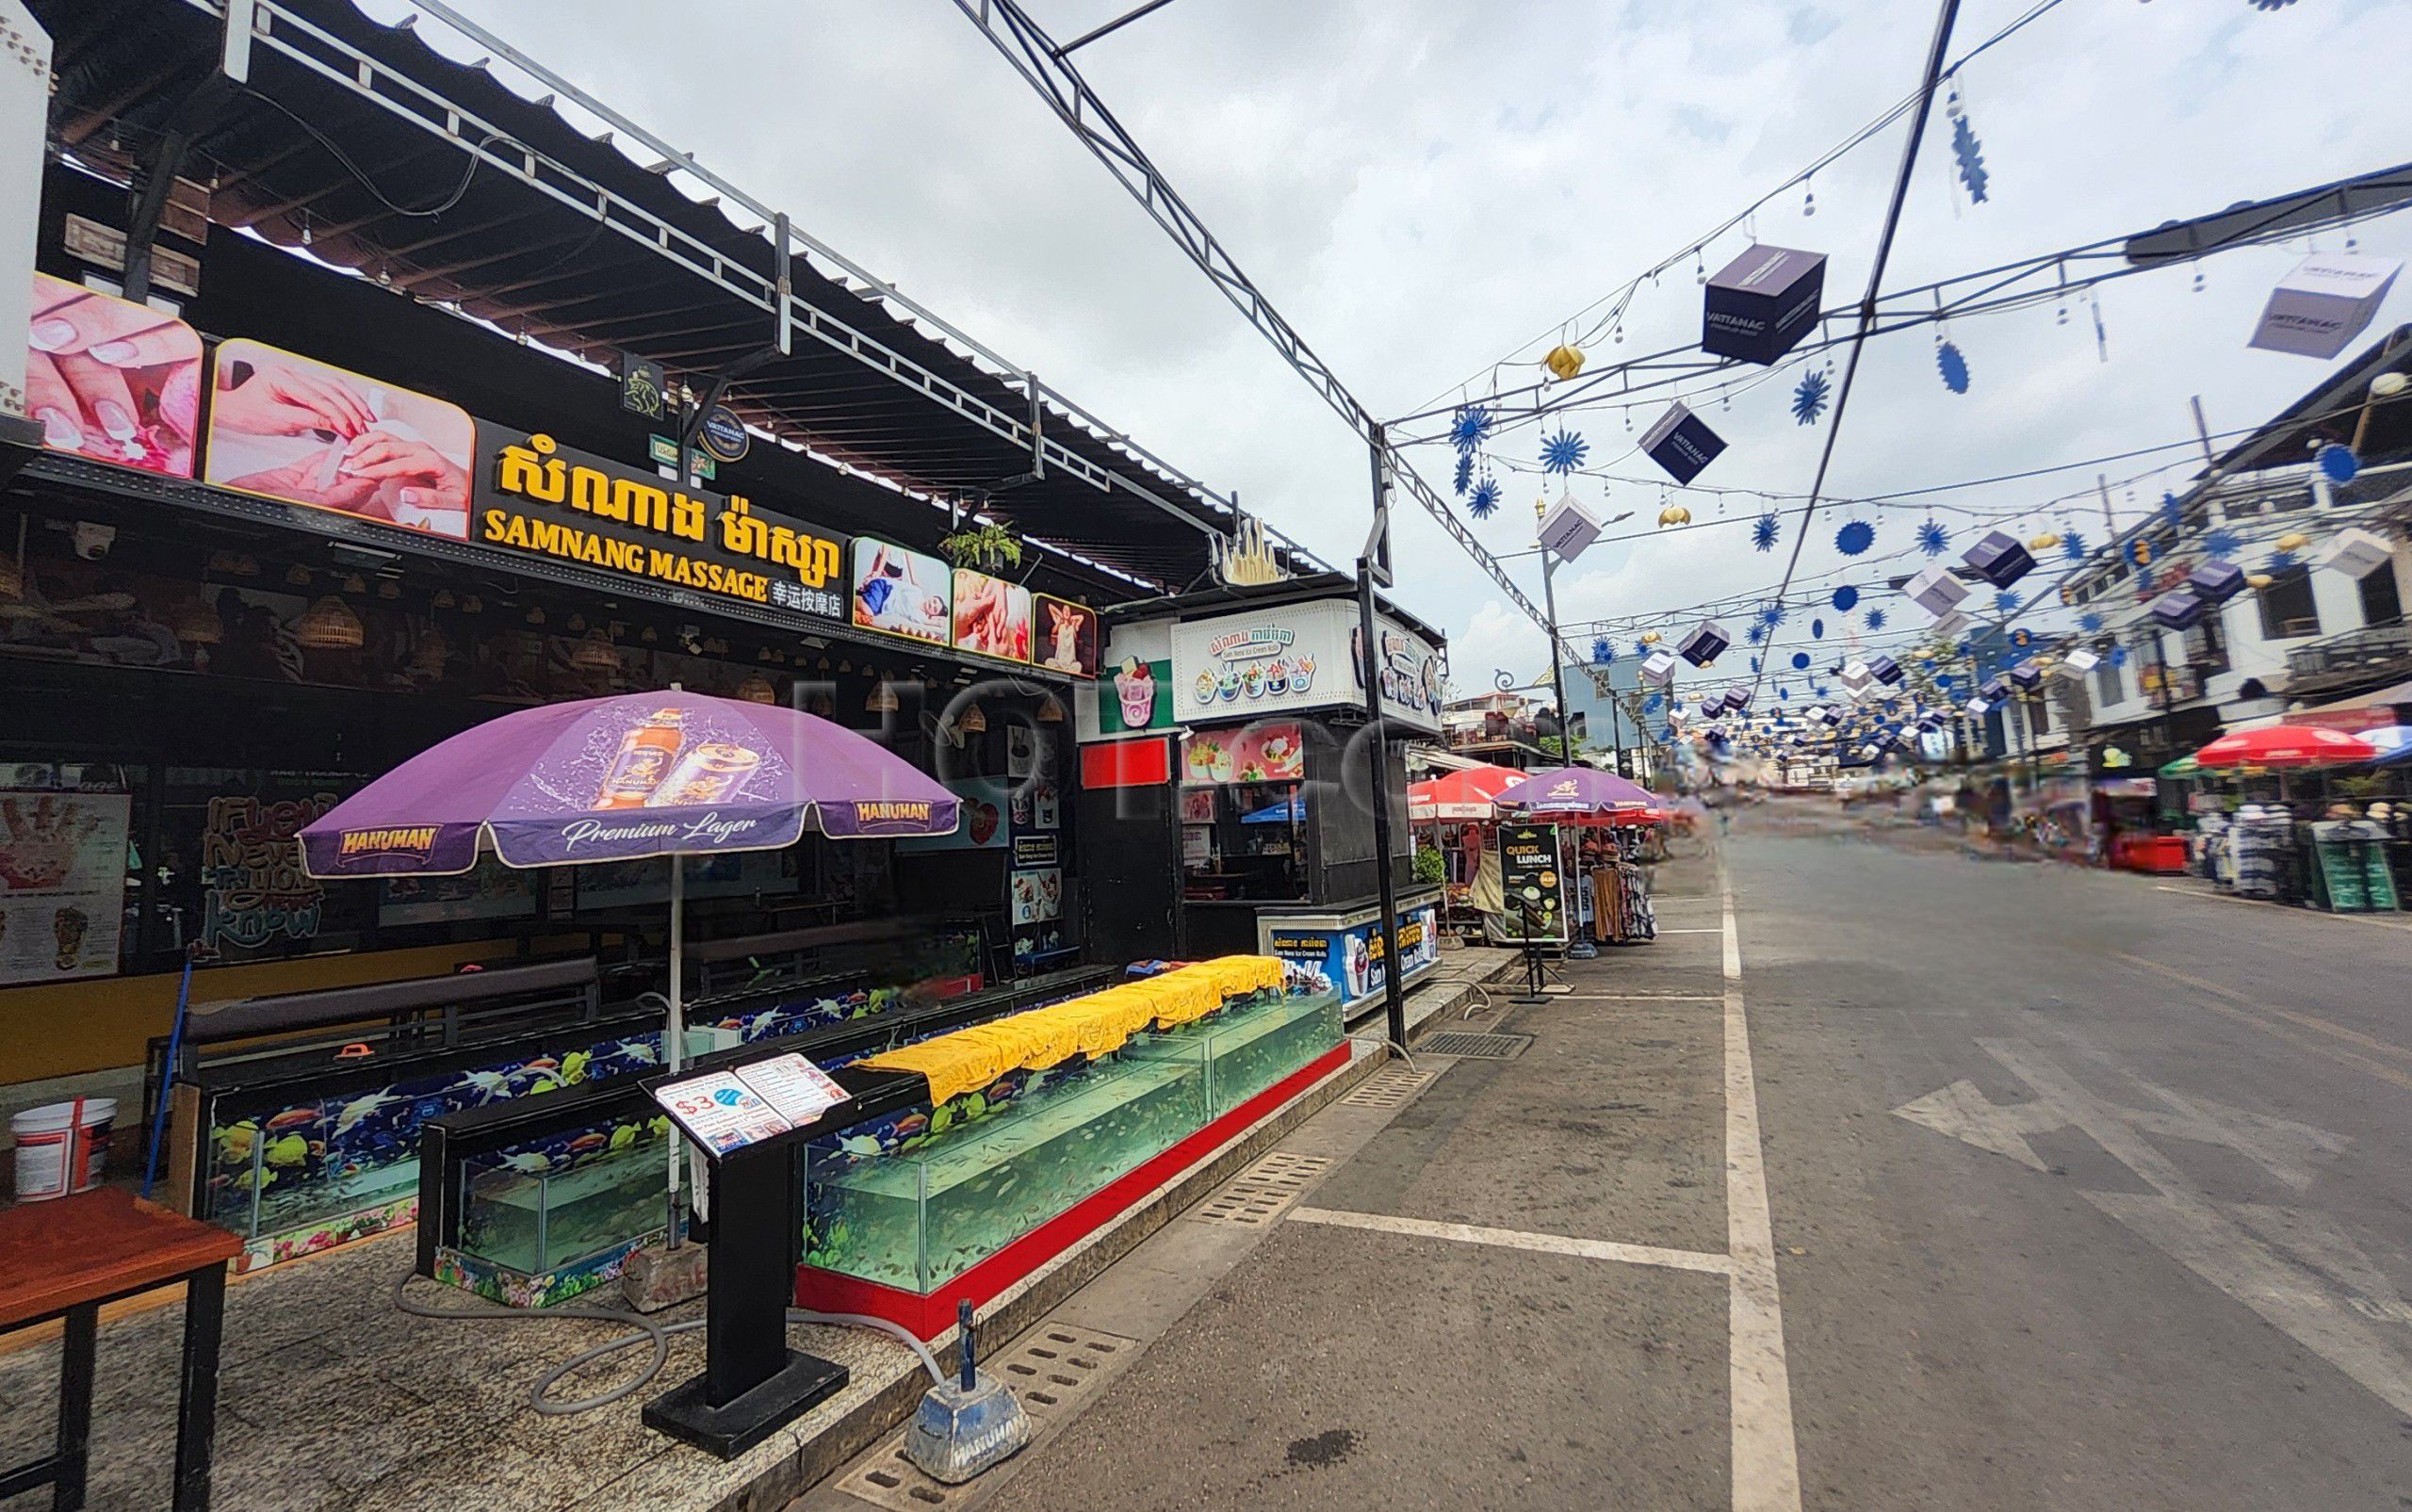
[2192,724,2380,769]
[1409,764,1524,821]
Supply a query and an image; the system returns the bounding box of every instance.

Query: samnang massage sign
[474,425,847,616]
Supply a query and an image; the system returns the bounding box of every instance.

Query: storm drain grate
[1194,1151,1333,1226]
[834,1322,1139,1510]
[1417,1032,1533,1060]
[1341,1067,1436,1108]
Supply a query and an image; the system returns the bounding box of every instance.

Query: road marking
[2151,884,2412,932]
[1656,927,1724,934]
[1284,1206,1733,1276]
[2111,951,2412,1093]
[1721,868,1803,1512]
[1552,993,1723,1002]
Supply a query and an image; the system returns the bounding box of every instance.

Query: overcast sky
[416,0,2408,691]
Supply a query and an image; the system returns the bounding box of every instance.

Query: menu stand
[639,1056,856,1459]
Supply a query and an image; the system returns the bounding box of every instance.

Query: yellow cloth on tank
[856,955,1289,1105]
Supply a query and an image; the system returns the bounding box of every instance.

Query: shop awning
[39,0,1326,594]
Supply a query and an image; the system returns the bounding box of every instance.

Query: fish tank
[204,1028,668,1271]
[806,1046,1210,1293]
[452,1121,676,1288]
[1126,988,1340,1118]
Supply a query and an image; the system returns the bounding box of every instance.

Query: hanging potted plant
[939,521,1024,575]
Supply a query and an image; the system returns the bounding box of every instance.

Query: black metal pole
[1363,436,1408,1057]
[1543,551,1573,761]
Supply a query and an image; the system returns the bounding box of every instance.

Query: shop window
[2182,615,2228,675]
[2255,567,2322,641]
[2093,656,2125,707]
[1181,781,1306,902]
[2357,564,2403,628]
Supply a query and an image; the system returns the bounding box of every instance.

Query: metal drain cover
[1342,1067,1436,1109]
[1418,1032,1533,1059]
[1194,1151,1332,1227]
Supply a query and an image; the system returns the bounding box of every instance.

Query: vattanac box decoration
[1963,530,2034,590]
[1537,496,1603,561]
[1677,620,1730,667]
[2247,254,2401,360]
[2314,526,2393,578]
[1703,244,1827,366]
[2188,560,2246,606]
[1906,564,1970,617]
[1639,648,1679,685]
[1867,656,1904,686]
[2149,588,2208,631]
[1640,401,1729,485]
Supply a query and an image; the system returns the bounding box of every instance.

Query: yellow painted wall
[0,937,595,1083]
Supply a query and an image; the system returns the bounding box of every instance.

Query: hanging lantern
[526,606,546,626]
[807,691,837,718]
[1658,503,1692,527]
[431,588,456,610]
[1037,694,1066,723]
[293,595,365,650]
[461,595,482,614]
[1544,344,1586,382]
[569,629,621,672]
[2028,530,2061,552]
[285,563,312,587]
[867,681,900,713]
[956,701,988,734]
[734,672,777,705]
[2274,530,2311,554]
[171,597,222,645]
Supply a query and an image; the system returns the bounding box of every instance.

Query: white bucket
[11,1097,115,1202]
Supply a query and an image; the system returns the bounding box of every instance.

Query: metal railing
[2286,621,2412,682]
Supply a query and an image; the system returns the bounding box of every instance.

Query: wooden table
[0,1187,242,1510]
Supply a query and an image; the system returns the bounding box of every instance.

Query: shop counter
[1252,886,1444,1015]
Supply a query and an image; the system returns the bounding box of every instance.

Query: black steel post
[1543,552,1573,760]
[1362,436,1408,1056]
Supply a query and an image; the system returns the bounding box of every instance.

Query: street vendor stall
[1490,767,1660,949]
[1073,578,1447,1016]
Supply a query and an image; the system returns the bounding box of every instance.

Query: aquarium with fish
[439,1111,679,1307]
[802,983,1342,1295]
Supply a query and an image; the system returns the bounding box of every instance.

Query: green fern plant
[939,521,1023,574]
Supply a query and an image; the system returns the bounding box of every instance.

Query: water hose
[390,1271,946,1416]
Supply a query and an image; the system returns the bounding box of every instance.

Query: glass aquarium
[1127,988,1341,1118]
[807,1047,1210,1293]
[457,1136,673,1276]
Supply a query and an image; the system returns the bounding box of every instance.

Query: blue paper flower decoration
[1950,114,1989,204]
[2078,611,2104,634]
[1752,512,1782,552]
[2110,645,2128,668]
[1915,518,1950,558]
[1590,637,1614,665]
[1452,453,1473,496]
[1468,477,1501,519]
[1764,600,1789,626]
[1994,590,2021,615]
[1644,692,1663,713]
[2268,548,2300,574]
[2317,443,2360,483]
[1449,405,1494,454]
[1836,520,1875,556]
[1792,368,1831,426]
[1864,608,1887,631]
[1746,622,1768,646]
[2160,492,2184,531]
[1811,617,1825,639]
[1540,427,1589,476]
[1791,652,1811,670]
[1812,684,1830,698]
[2060,531,2089,563]
[1779,688,1790,700]
[1833,586,1860,611]
[2204,528,2242,559]
[1751,657,1762,674]
[1936,340,1970,395]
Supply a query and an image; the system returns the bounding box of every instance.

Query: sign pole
[1362,431,1408,1057]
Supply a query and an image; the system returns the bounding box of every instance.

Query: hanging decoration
[2060,531,2088,562]
[1994,590,2021,615]
[1791,368,1831,426]
[1946,83,1988,203]
[1468,474,1502,519]
[2204,527,2242,559]
[1915,517,1950,558]
[1544,343,1586,382]
[1832,586,1860,612]
[1864,608,1886,631]
[1449,405,1494,454]
[1936,337,1970,394]
[1590,637,1615,665]
[1658,500,1693,527]
[1452,453,1473,496]
[2125,537,2153,570]
[1835,520,1876,556]
[1763,600,1789,626]
[1752,512,1782,551]
[1540,427,1590,475]
[1811,618,1825,639]
[2267,546,2302,574]
[1746,622,1768,646]
[2159,492,2185,531]
[2317,442,2360,483]
[2078,610,2105,634]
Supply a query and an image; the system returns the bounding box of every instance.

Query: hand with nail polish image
[203,337,476,541]
[26,272,204,479]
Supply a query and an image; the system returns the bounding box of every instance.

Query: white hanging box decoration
[2058,648,2101,678]
[1639,648,1679,685]
[1838,660,1873,693]
[1905,563,1970,618]
[2312,526,2392,577]
[1538,496,1604,561]
[1930,609,1970,640]
[2248,253,2402,359]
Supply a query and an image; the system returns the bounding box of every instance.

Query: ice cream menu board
[1495,822,1567,944]
[650,1051,850,1156]
[1180,723,1305,785]
[1102,657,1171,734]
[0,791,130,984]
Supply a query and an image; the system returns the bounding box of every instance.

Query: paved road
[940,816,2412,1511]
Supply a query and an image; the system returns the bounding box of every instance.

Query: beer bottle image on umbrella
[595,707,685,808]
[644,742,764,807]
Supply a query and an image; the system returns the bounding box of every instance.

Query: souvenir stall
[1406,764,1521,939]
[1073,578,1448,1016]
[1491,767,1661,949]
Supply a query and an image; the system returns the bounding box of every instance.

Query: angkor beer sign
[472,424,846,618]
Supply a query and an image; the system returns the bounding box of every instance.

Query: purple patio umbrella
[1492,765,1655,816]
[300,690,959,1232]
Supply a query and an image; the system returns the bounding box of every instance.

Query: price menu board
[1496,822,1567,944]
[650,1052,851,1157]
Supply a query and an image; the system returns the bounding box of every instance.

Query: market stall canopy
[2158,754,2201,779]
[298,691,958,877]
[1492,766,1654,815]
[2192,725,2381,770]
[1407,765,1524,821]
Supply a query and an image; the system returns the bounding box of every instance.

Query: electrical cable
[249,90,515,220]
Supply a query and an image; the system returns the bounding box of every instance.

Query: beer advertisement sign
[472,423,846,619]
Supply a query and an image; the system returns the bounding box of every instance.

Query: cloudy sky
[420,0,2406,691]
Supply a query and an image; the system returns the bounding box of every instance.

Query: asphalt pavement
[862,809,2412,1511]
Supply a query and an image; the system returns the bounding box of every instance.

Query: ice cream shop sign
[1168,600,1442,734]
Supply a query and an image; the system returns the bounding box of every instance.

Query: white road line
[1722,870,1803,1512]
[1656,927,1724,934]
[2152,885,2412,932]
[1553,993,1723,1003]
[1285,1206,1733,1276]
